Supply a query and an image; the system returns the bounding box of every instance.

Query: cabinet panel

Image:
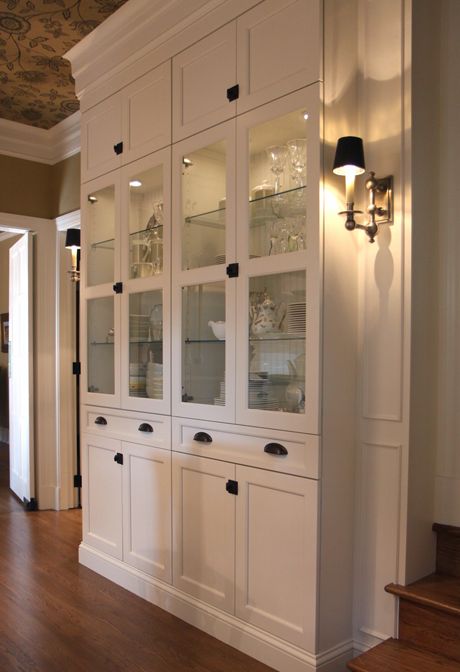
[173,23,237,142]
[81,93,123,182]
[172,453,235,613]
[235,465,318,649]
[237,0,322,114]
[122,61,171,163]
[122,442,171,581]
[83,406,170,449]
[82,433,123,560]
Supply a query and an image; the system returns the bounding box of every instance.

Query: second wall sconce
[333,136,393,243]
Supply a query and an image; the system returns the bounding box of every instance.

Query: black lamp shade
[65,228,81,249]
[333,136,365,176]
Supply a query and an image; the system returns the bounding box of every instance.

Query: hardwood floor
[0,443,274,672]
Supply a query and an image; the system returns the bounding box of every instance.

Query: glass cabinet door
[86,296,116,396]
[127,164,164,280]
[236,86,320,434]
[85,182,117,288]
[246,108,308,260]
[181,281,226,406]
[128,289,163,399]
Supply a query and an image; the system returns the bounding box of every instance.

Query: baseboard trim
[79,543,353,672]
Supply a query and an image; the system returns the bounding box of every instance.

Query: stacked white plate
[248,375,279,410]
[146,362,163,399]
[215,254,226,265]
[130,314,150,341]
[214,380,225,406]
[287,302,306,334]
[129,362,147,397]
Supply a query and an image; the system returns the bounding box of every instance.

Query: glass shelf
[91,237,115,250]
[249,333,305,342]
[184,338,225,344]
[130,225,163,237]
[129,339,163,345]
[183,186,306,230]
[90,341,115,346]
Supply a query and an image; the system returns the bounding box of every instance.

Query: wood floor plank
[0,443,274,672]
[347,638,460,672]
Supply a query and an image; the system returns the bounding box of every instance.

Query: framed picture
[1,313,8,353]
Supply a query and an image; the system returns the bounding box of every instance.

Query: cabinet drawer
[83,406,170,449]
[172,417,319,479]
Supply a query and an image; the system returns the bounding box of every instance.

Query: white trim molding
[0,111,80,165]
[55,210,81,232]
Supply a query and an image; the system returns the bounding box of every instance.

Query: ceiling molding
[0,112,80,166]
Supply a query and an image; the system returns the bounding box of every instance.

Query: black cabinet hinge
[113,281,123,294]
[114,141,123,155]
[226,84,239,102]
[73,474,82,488]
[114,452,124,465]
[226,263,239,278]
[72,361,81,375]
[226,479,238,495]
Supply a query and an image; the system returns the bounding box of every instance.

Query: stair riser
[399,600,460,662]
[436,532,460,577]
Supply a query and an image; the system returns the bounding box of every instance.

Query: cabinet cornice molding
[65,0,262,105]
[0,112,80,165]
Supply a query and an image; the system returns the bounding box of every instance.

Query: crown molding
[0,112,80,165]
[65,0,260,103]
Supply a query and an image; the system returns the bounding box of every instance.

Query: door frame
[0,210,79,510]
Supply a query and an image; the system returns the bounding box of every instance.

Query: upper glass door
[236,85,320,434]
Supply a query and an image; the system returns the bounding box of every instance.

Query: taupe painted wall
[0,152,80,219]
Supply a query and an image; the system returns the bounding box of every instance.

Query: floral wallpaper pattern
[0,0,128,129]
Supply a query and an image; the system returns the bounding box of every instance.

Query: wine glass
[265,145,288,193]
[287,139,307,188]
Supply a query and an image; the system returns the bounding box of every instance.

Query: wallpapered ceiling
[0,0,128,129]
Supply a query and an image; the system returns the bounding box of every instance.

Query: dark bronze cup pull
[94,416,107,426]
[138,423,153,433]
[264,442,288,456]
[193,431,212,443]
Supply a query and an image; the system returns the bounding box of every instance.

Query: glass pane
[181,140,227,270]
[87,296,115,395]
[128,165,164,279]
[129,290,163,400]
[87,185,115,286]
[248,108,308,259]
[249,271,305,414]
[182,281,225,405]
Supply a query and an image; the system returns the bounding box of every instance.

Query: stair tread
[386,573,460,615]
[348,638,460,672]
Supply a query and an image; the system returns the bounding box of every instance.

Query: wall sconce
[333,136,393,243]
[65,228,81,282]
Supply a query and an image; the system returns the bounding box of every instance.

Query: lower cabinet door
[235,466,318,650]
[122,442,172,582]
[82,433,123,560]
[172,452,235,613]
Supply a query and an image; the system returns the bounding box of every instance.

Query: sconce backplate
[374,175,393,224]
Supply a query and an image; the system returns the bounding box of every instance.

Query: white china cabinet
[71,1,356,671]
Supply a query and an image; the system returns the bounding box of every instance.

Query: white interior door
[9,233,34,505]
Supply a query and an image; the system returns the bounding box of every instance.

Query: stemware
[287,138,307,187]
[265,145,288,193]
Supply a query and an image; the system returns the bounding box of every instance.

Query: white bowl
[208,321,225,340]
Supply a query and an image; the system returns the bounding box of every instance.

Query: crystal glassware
[287,138,307,188]
[265,145,288,193]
